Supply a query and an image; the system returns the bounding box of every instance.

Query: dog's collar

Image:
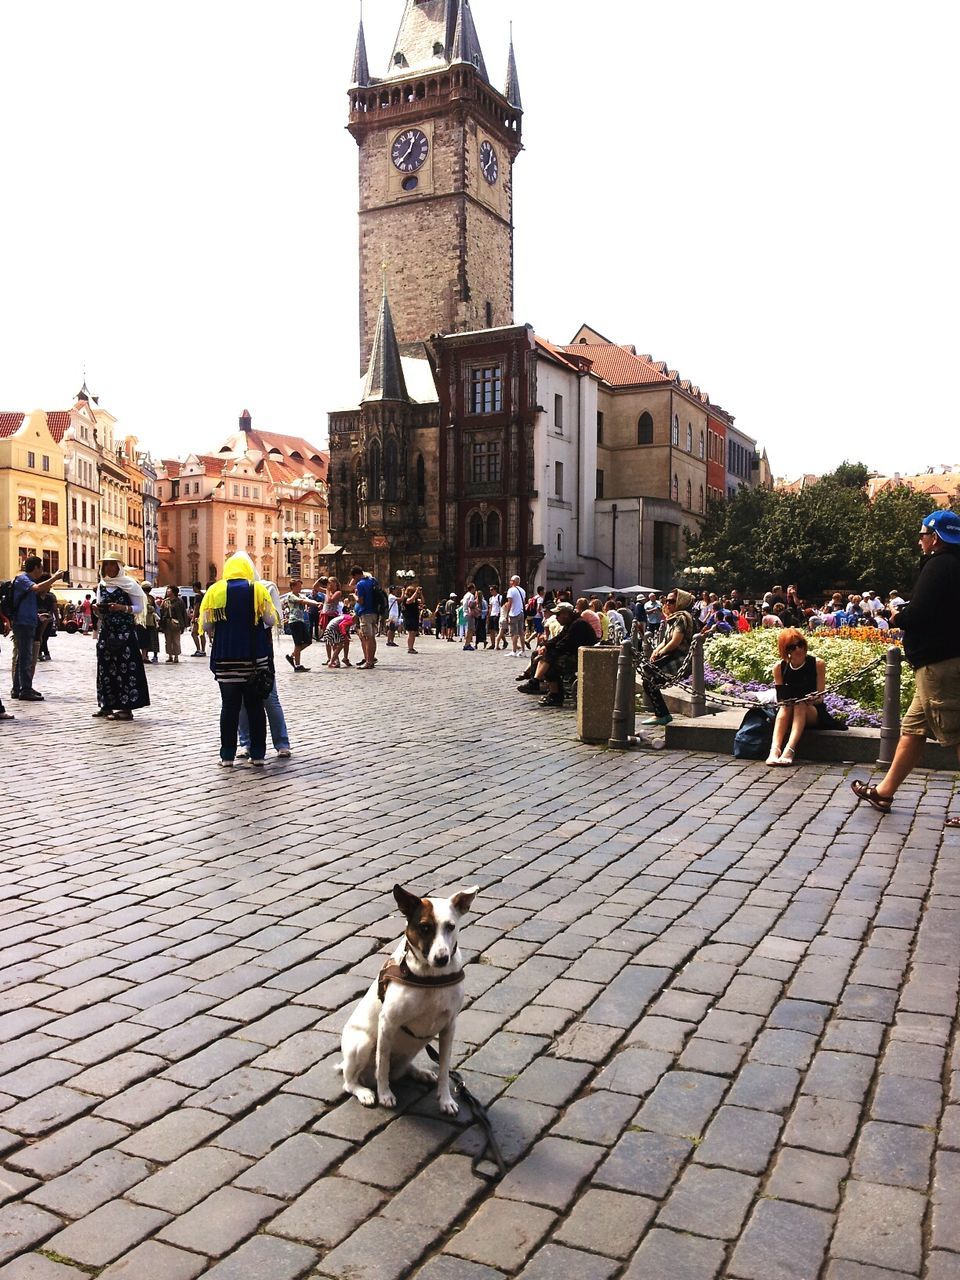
[378,954,465,1005]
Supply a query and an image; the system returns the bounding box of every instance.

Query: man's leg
[874,733,927,799]
[219,683,244,761]
[13,626,35,696]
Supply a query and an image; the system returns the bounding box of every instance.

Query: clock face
[479,140,499,185]
[391,129,429,173]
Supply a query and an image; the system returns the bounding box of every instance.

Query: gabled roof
[47,412,71,444]
[387,0,488,83]
[0,413,26,439]
[534,336,584,374]
[559,342,675,388]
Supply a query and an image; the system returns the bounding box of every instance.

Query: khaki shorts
[901,655,960,747]
[358,614,378,639]
[509,614,523,637]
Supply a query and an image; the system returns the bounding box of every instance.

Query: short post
[689,633,706,719]
[877,646,902,768]
[608,640,636,749]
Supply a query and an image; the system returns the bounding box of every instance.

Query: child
[323,609,356,669]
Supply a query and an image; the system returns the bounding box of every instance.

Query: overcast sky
[3,1,957,480]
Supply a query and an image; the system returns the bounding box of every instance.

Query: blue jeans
[11,624,36,696]
[238,682,289,752]
[219,682,267,762]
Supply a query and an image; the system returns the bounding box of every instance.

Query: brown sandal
[945,817,960,829]
[851,780,892,813]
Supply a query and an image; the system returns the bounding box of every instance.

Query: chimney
[239,409,252,432]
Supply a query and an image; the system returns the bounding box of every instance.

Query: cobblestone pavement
[1,632,959,1280]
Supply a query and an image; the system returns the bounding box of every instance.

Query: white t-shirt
[488,594,501,618]
[387,593,399,622]
[506,585,525,617]
[461,591,476,615]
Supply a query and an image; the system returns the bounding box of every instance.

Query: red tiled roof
[558,343,674,388]
[534,336,583,373]
[0,413,26,439]
[47,411,71,443]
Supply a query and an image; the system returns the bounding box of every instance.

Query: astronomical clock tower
[347,0,523,368]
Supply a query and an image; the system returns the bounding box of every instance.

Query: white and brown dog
[340,883,478,1114]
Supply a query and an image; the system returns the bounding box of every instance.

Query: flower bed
[703,630,913,727]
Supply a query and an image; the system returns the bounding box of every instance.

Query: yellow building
[0,410,68,578]
[120,436,146,577]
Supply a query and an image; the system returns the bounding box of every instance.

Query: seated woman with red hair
[767,628,826,766]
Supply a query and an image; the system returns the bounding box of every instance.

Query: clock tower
[348,0,523,369]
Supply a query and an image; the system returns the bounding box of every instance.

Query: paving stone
[7,1118,129,1178]
[925,1251,960,1280]
[821,1019,885,1056]
[46,1199,171,1268]
[515,1243,618,1280]
[504,1057,591,1107]
[633,1069,727,1139]
[766,1146,848,1209]
[0,1170,36,1208]
[726,1062,800,1113]
[1,1088,93,1137]
[233,1132,350,1199]
[802,1051,875,1103]
[0,1204,63,1265]
[212,1093,324,1158]
[594,1129,692,1198]
[581,966,671,1027]
[382,1154,486,1230]
[767,999,830,1033]
[623,1227,725,1280]
[553,1187,656,1258]
[694,1104,782,1174]
[831,1180,925,1273]
[749,1028,817,1070]
[161,1038,262,1088]
[592,1046,671,1095]
[657,1163,758,1239]
[677,1035,746,1075]
[931,1149,960,1254]
[783,1094,862,1155]
[271,1176,386,1248]
[496,1136,602,1210]
[117,1108,228,1162]
[852,1121,934,1191]
[445,1199,557,1272]
[551,1090,636,1145]
[869,1073,941,1126]
[126,1146,252,1212]
[319,1217,440,1280]
[94,1078,192,1126]
[156,1185,283,1256]
[0,1256,86,1279]
[97,1239,207,1279]
[551,1022,622,1063]
[698,1009,764,1046]
[460,1034,549,1078]
[26,1149,151,1217]
[729,1198,833,1280]
[338,1116,453,1190]
[199,1234,318,1280]
[413,1261,505,1280]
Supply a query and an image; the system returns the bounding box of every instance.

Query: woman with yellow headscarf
[199,553,278,767]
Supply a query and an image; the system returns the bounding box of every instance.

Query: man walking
[504,574,526,656]
[9,557,66,701]
[350,565,378,669]
[851,510,960,827]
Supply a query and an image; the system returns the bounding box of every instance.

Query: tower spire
[362,280,409,403]
[504,24,522,110]
[352,4,370,87]
[450,0,488,79]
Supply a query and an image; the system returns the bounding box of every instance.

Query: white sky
[3,1,957,480]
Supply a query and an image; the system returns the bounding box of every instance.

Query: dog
[340,883,478,1114]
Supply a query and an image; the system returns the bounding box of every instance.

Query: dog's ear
[451,885,479,916]
[394,884,423,919]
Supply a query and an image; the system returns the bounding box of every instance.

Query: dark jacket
[549,617,598,658]
[898,548,960,670]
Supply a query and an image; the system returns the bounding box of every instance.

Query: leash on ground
[633,645,885,711]
[423,1042,507,1180]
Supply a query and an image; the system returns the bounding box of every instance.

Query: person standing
[504,574,526,656]
[161,586,188,662]
[35,589,58,663]
[79,593,93,635]
[402,584,423,654]
[92,558,150,722]
[386,586,400,646]
[9,557,66,701]
[190,580,206,656]
[141,589,160,664]
[238,573,291,760]
[284,579,312,673]
[461,582,478,651]
[200,553,277,768]
[349,564,379,669]
[851,510,960,827]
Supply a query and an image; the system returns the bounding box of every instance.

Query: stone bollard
[689,633,706,718]
[577,646,624,744]
[877,646,902,768]
[606,640,637,750]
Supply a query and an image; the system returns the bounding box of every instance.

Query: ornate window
[637,412,653,445]
[471,440,501,484]
[18,496,36,523]
[468,511,484,547]
[469,365,503,414]
[41,501,58,526]
[486,511,501,546]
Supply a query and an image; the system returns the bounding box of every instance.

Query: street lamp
[396,569,416,580]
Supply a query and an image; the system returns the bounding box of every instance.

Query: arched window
[699,430,705,459]
[416,454,426,506]
[468,512,484,548]
[699,485,704,513]
[384,439,399,500]
[686,479,692,509]
[686,424,693,452]
[486,511,501,546]
[671,415,680,446]
[637,412,653,445]
[672,473,679,503]
[368,441,381,498]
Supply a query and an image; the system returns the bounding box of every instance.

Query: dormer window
[433,41,443,56]
[394,52,407,67]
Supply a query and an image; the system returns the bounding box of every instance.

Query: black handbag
[733,705,777,759]
[247,597,274,699]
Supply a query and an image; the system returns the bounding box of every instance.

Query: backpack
[0,579,26,633]
[371,582,389,616]
[732,705,777,760]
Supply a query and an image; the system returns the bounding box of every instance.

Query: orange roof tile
[0,413,25,439]
[46,411,71,443]
[534,336,583,373]
[559,343,671,387]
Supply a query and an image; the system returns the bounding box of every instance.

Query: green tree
[854,485,929,594]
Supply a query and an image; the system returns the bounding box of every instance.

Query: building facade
[0,411,68,579]
[121,437,146,577]
[57,390,102,589]
[140,452,160,585]
[706,410,728,505]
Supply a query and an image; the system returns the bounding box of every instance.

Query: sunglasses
[786,642,804,652]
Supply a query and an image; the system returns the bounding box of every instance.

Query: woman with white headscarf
[93,558,150,721]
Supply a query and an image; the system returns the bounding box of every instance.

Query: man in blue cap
[851,509,960,826]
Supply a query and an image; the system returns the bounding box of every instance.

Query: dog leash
[423,1042,508,1180]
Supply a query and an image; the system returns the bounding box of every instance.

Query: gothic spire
[362,282,409,403]
[504,27,522,110]
[450,0,488,80]
[352,10,370,86]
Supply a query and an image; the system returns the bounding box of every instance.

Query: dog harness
[377,956,465,1006]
